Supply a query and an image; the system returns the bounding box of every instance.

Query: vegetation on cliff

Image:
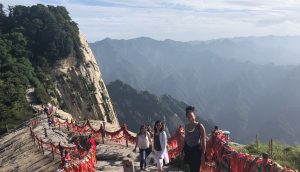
[235,142,300,170]
[0,4,81,133]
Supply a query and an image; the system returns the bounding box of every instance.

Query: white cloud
[2,0,300,42]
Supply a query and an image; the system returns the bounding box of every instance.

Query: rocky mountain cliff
[0,4,118,133]
[53,32,118,125]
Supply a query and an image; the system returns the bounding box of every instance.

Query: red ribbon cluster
[54,118,187,159]
[29,119,96,172]
[204,131,296,172]
[167,126,185,159]
[53,119,137,144]
[60,147,96,172]
[30,115,297,172]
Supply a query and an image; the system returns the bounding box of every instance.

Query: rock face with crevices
[53,32,119,127]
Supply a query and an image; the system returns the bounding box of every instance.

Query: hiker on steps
[153,120,169,172]
[133,125,153,171]
[183,106,206,172]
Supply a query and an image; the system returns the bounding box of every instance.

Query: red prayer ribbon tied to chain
[203,131,297,172]
[54,118,187,160]
[52,117,187,160]
[60,145,96,172]
[30,116,297,172]
[29,119,96,172]
[29,127,78,164]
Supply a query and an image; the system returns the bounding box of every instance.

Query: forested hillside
[0,4,81,133]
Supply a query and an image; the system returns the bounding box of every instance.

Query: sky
[2,0,300,42]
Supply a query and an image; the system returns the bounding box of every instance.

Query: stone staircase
[0,127,60,172]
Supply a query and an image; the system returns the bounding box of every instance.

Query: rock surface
[0,125,59,172]
[53,32,119,127]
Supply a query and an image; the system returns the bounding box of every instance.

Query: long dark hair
[137,125,146,136]
[154,120,165,133]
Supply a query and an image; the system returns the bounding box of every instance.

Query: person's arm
[133,135,138,152]
[149,130,154,138]
[159,131,167,158]
[199,123,206,165]
[182,125,187,149]
[146,131,152,146]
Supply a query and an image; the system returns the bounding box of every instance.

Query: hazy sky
[2,0,300,42]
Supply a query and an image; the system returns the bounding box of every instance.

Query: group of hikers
[134,106,206,172]
[39,103,207,171]
[42,105,55,129]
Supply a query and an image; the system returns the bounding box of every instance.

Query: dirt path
[96,142,183,172]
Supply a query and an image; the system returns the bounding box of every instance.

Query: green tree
[0,4,82,133]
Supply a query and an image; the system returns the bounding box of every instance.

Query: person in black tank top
[153,120,169,172]
[154,134,162,151]
[183,106,206,172]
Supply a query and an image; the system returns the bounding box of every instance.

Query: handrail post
[38,139,41,149]
[51,143,55,160]
[41,142,44,155]
[124,124,129,147]
[100,124,105,144]
[44,127,47,138]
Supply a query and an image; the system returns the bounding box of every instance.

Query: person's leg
[142,149,147,169]
[191,148,201,172]
[195,156,201,172]
[189,163,194,172]
[157,158,163,172]
[185,146,194,172]
[154,151,163,172]
[144,152,147,169]
[139,149,144,169]
[196,149,202,172]
[145,146,152,169]
[190,158,198,172]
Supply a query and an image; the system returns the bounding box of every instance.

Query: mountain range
[107,80,214,135]
[90,36,300,144]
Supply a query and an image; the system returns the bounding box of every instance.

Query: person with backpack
[153,120,169,172]
[133,125,152,171]
[183,106,206,172]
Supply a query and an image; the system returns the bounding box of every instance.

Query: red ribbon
[30,116,297,172]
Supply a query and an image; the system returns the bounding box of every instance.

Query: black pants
[184,144,202,172]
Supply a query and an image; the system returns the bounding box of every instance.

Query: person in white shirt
[134,125,152,171]
[153,120,169,172]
